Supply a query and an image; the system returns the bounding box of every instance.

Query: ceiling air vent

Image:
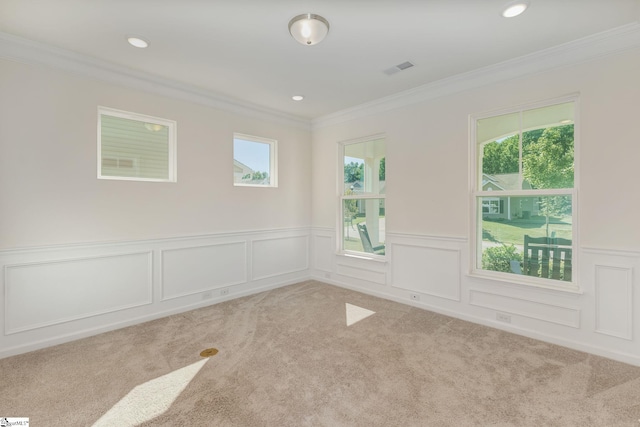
[383,61,415,76]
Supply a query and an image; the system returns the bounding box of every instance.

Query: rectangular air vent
[383,61,415,76]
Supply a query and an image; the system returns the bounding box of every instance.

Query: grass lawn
[344,236,364,252]
[482,216,572,246]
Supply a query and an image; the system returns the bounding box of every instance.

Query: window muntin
[233,133,277,187]
[473,99,576,288]
[341,136,386,257]
[98,107,176,182]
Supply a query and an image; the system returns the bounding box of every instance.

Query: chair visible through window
[522,235,572,281]
[356,223,385,255]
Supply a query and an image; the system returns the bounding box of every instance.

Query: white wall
[2,38,640,365]
[310,46,640,365]
[0,58,312,357]
[0,59,311,250]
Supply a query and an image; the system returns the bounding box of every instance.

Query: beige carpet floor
[2,280,640,426]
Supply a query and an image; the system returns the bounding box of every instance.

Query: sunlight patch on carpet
[346,303,375,326]
[92,359,208,427]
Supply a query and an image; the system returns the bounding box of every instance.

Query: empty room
[2,1,640,425]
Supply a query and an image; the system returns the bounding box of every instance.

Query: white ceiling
[0,0,638,120]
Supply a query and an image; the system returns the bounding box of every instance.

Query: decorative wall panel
[5,252,152,334]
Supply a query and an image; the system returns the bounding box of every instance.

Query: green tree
[522,125,574,236]
[482,135,519,175]
[379,157,385,181]
[251,171,269,181]
[522,125,574,189]
[344,161,363,183]
[343,189,358,240]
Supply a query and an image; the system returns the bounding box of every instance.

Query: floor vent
[200,348,219,357]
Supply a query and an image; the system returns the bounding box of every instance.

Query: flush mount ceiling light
[288,14,330,45]
[502,1,530,18]
[292,95,304,101]
[127,36,149,48]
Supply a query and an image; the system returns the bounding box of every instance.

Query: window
[340,136,386,256]
[233,133,277,187]
[98,107,176,182]
[482,198,504,214]
[471,98,577,289]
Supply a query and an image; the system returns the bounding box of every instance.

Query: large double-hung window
[471,97,577,290]
[340,136,386,257]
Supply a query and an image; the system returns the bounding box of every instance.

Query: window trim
[97,106,177,183]
[469,95,580,292]
[338,134,386,259]
[233,132,278,188]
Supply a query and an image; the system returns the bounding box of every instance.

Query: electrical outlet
[496,313,511,323]
[410,294,420,301]
[220,288,230,296]
[202,291,212,300]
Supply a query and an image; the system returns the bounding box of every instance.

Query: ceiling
[0,0,638,121]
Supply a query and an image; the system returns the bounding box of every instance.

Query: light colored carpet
[2,280,640,426]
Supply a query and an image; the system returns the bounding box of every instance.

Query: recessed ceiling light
[127,36,149,48]
[502,1,529,18]
[292,95,304,101]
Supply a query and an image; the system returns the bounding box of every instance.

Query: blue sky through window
[234,138,270,173]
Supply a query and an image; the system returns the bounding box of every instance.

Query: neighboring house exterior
[234,159,271,185]
[234,159,254,182]
[482,173,539,220]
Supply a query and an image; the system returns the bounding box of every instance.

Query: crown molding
[312,23,640,130]
[2,23,639,133]
[0,32,311,131]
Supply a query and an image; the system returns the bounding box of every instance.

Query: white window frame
[233,133,278,188]
[338,134,386,259]
[469,95,579,292]
[97,106,177,182]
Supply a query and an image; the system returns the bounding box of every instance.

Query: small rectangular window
[233,133,277,187]
[98,107,176,182]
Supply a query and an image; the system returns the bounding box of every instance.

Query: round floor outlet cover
[200,348,219,357]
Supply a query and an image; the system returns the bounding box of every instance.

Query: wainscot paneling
[5,252,152,334]
[311,228,640,365]
[595,264,634,340]
[0,228,310,359]
[581,248,639,346]
[391,243,461,301]
[336,256,387,285]
[469,289,581,328]
[251,234,309,281]
[161,242,247,301]
[313,234,334,273]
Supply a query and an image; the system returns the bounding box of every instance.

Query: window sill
[338,251,388,264]
[468,270,583,295]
